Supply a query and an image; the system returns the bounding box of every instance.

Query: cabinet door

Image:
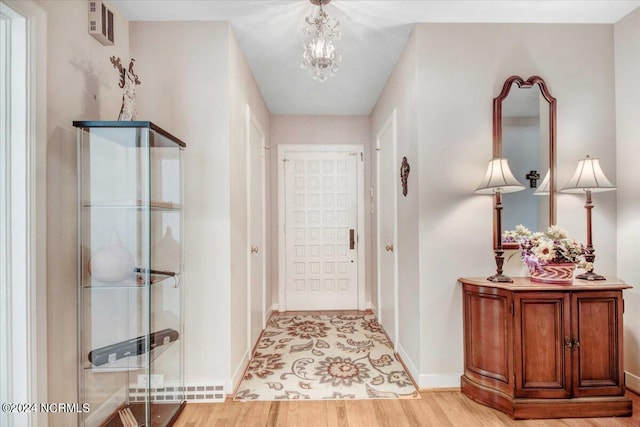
[463,286,513,393]
[514,292,571,398]
[571,291,624,397]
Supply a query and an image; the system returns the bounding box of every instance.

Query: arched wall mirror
[493,76,556,249]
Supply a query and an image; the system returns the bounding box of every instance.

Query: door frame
[246,104,267,349]
[376,109,399,351]
[277,144,366,312]
[0,1,47,426]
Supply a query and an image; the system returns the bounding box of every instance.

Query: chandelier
[301,0,342,82]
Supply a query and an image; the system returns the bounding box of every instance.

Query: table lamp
[476,158,525,282]
[534,169,550,195]
[561,155,616,280]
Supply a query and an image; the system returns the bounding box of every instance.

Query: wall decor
[525,170,540,188]
[110,56,141,121]
[400,156,410,197]
[493,75,556,248]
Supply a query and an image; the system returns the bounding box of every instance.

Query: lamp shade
[475,158,525,194]
[534,169,550,195]
[561,155,616,193]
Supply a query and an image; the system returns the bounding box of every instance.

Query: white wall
[36,1,130,425]
[372,23,618,388]
[130,21,233,388]
[415,23,617,387]
[614,8,640,394]
[269,115,372,309]
[131,20,271,392]
[370,31,420,380]
[228,26,271,388]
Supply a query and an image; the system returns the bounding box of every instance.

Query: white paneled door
[376,110,398,350]
[283,151,359,310]
[247,107,266,349]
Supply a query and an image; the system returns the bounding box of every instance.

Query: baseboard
[397,344,419,386]
[266,304,275,321]
[419,373,462,389]
[229,349,251,393]
[626,371,640,394]
[368,302,377,316]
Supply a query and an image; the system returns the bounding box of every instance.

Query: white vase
[89,230,135,283]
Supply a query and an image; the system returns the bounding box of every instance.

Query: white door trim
[277,144,366,312]
[0,1,47,426]
[246,104,267,349]
[376,109,399,351]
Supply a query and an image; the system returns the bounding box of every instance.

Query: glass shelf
[83,272,181,290]
[83,200,181,212]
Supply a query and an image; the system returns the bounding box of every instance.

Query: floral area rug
[234,313,419,401]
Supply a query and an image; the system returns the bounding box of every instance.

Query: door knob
[349,229,355,250]
[251,246,259,254]
[385,244,394,252]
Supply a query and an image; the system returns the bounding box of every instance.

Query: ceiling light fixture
[302,0,341,82]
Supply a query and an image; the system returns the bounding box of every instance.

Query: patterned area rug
[234,313,419,401]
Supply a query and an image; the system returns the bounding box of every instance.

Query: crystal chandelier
[302,0,342,82]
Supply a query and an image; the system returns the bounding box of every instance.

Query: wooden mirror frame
[493,75,557,249]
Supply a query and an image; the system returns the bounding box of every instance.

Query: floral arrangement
[503,225,589,273]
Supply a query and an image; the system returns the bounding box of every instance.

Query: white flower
[547,225,568,239]
[533,240,556,262]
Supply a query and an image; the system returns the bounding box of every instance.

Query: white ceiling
[113,1,640,115]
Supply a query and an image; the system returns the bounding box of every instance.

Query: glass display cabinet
[73,121,186,427]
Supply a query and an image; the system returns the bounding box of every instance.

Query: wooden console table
[458,277,633,419]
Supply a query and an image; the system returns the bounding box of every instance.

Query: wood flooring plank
[173,389,640,426]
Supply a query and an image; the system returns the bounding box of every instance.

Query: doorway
[277,145,365,311]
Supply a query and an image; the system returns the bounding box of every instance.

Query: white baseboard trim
[368,302,377,316]
[397,344,419,385]
[418,373,461,389]
[626,371,640,394]
[272,303,280,313]
[229,349,251,392]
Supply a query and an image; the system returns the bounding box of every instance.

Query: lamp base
[487,273,513,283]
[576,271,606,281]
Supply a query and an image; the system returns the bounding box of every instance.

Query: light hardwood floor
[174,389,640,426]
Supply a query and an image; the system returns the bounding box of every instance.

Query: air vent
[128,382,226,403]
[88,0,114,46]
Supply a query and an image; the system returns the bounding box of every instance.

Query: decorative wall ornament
[302,0,342,82]
[525,170,540,188]
[400,156,410,197]
[110,56,141,121]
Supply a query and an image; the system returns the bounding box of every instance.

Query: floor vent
[128,382,226,403]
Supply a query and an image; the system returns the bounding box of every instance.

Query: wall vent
[128,382,226,403]
[88,1,114,46]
